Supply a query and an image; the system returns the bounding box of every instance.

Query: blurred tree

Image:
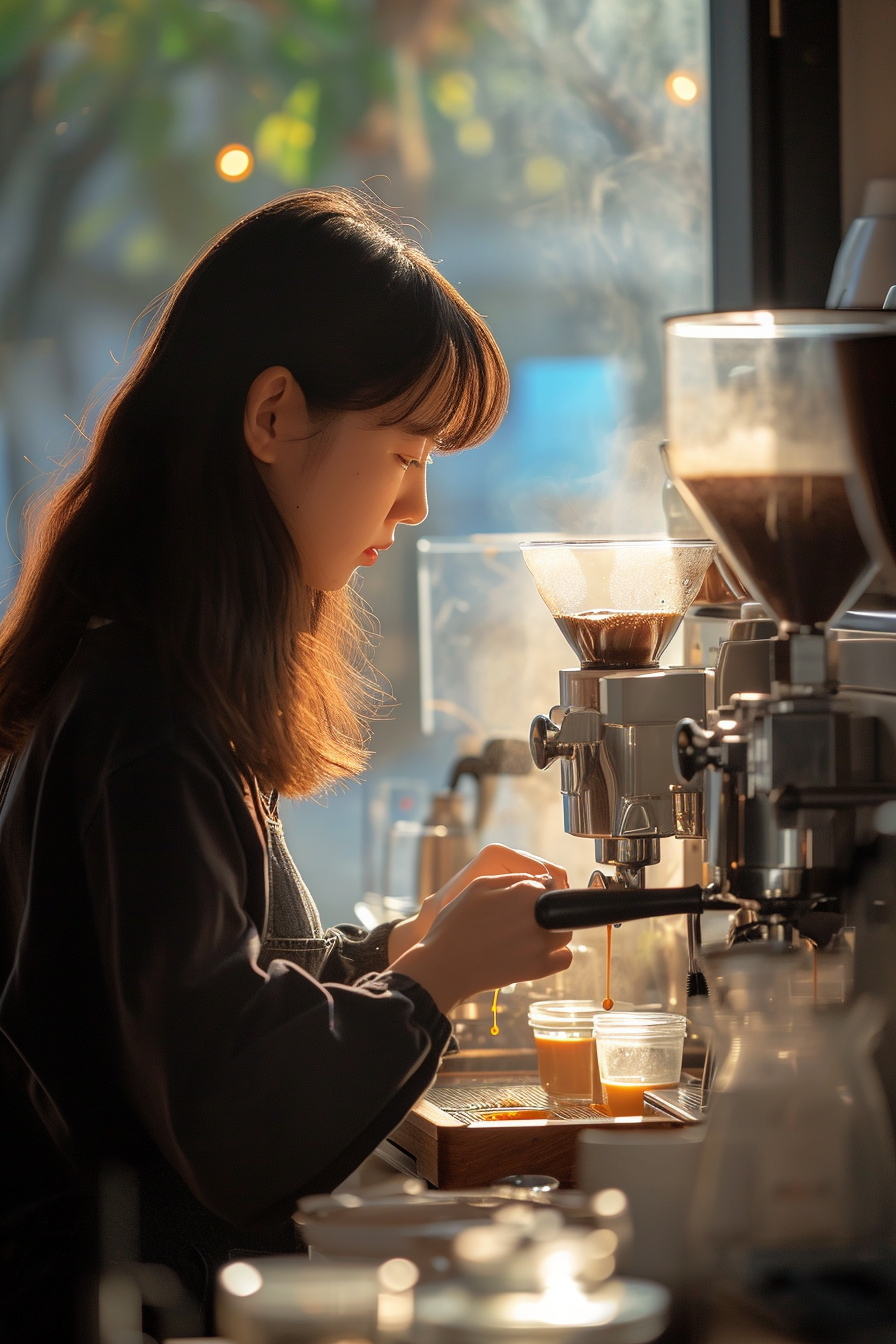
[0,0,706,499]
[0,0,704,330]
[0,0,393,339]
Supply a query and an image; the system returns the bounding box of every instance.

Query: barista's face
[244,368,431,590]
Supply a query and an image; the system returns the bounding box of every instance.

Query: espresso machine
[532,310,896,1134]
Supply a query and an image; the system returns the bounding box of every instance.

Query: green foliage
[120,89,175,161]
[0,0,708,331]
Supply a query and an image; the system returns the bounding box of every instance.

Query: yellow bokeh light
[523,155,566,197]
[665,71,699,105]
[456,117,494,157]
[215,144,254,182]
[255,113,316,184]
[431,70,477,121]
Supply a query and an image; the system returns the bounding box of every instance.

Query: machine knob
[675,717,716,783]
[530,714,564,770]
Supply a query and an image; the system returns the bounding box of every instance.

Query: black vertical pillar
[710,0,841,309]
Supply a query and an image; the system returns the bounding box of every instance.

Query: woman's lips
[360,542,389,564]
[360,542,392,565]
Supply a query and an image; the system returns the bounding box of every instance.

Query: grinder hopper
[663,311,893,635]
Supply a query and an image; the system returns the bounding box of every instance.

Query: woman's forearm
[386,904,431,962]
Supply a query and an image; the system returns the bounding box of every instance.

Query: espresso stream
[603,925,614,1011]
[555,610,681,668]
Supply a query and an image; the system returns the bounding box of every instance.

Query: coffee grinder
[522,539,716,892]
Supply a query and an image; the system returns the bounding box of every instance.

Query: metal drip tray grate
[387,1071,690,1187]
[428,1079,600,1124]
[429,1081,551,1109]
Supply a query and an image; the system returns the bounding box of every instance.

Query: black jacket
[0,622,449,1332]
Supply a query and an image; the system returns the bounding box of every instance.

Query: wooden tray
[387,1073,685,1189]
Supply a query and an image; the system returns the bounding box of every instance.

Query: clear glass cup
[593,1012,686,1116]
[528,1000,602,1103]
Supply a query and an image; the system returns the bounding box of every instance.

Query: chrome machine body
[531,664,707,877]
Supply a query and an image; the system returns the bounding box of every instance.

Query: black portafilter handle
[535,884,705,930]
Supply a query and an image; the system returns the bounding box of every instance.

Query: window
[0,0,710,921]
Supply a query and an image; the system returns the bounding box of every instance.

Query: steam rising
[521,539,716,617]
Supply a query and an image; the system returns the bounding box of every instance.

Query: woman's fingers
[546,945,574,973]
[392,869,574,1010]
[543,927,574,950]
[464,871,550,893]
[540,859,569,890]
[471,843,569,890]
[427,845,569,915]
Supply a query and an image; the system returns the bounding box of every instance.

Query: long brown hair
[0,189,509,794]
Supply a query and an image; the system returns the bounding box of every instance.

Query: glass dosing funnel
[664,310,886,632]
[520,539,716,668]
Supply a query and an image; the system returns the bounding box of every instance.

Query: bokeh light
[377,1258,419,1292]
[592,1188,628,1219]
[456,117,494,157]
[431,70,477,121]
[665,71,699,105]
[524,155,566,197]
[219,1260,263,1297]
[215,144,254,182]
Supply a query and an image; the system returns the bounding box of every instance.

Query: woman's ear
[243,366,312,465]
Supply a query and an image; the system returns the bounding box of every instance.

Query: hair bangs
[374,272,509,452]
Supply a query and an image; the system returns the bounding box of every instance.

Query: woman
[0,188,572,1338]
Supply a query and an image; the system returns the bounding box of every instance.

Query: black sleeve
[81,747,451,1230]
[316,920,400,984]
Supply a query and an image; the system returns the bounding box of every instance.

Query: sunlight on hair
[665,72,699,105]
[216,144,254,181]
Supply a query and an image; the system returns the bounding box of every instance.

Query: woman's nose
[394,465,428,526]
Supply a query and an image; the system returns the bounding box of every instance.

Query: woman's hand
[387,843,568,962]
[388,873,573,1015]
